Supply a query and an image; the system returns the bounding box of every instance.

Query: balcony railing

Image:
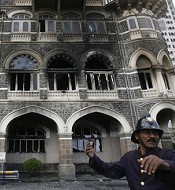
[129,30,158,40]
[37,33,57,42]
[86,0,103,6]
[47,91,80,100]
[84,34,108,42]
[8,91,40,100]
[142,89,158,98]
[87,90,118,99]
[14,0,32,6]
[63,34,83,42]
[11,34,31,42]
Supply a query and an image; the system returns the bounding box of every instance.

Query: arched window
[62,14,81,33]
[136,55,154,91]
[9,54,39,91]
[72,124,102,152]
[85,54,115,91]
[12,14,31,32]
[47,54,77,91]
[8,126,46,153]
[86,14,106,34]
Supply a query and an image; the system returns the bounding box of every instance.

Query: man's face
[136,130,160,150]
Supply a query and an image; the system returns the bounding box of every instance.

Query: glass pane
[72,21,80,33]
[97,22,106,33]
[87,21,96,33]
[13,22,19,32]
[23,22,29,32]
[129,18,137,29]
[63,22,71,33]
[48,20,54,32]
[146,18,153,29]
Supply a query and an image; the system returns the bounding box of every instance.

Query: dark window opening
[8,126,46,153]
[138,72,153,90]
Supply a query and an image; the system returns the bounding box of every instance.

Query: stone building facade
[0,0,175,179]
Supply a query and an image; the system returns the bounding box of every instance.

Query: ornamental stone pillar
[58,132,75,180]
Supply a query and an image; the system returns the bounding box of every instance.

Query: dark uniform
[89,147,175,190]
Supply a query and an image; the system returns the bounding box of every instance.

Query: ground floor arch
[150,102,175,149]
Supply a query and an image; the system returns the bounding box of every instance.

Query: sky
[173,0,175,6]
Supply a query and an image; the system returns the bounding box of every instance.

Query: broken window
[72,124,102,152]
[8,126,46,153]
[47,54,77,91]
[86,13,106,34]
[9,55,39,91]
[38,14,55,32]
[138,72,153,90]
[85,54,115,91]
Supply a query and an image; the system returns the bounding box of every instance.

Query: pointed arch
[157,50,173,69]
[66,105,131,133]
[129,49,158,69]
[0,106,65,134]
[150,102,175,120]
[3,50,43,69]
